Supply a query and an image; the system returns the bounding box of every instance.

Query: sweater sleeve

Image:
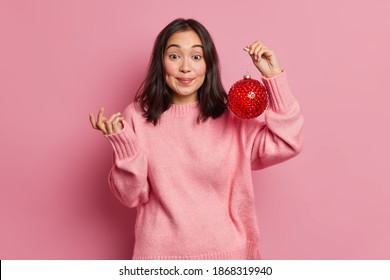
[104,107,150,208]
[244,70,304,170]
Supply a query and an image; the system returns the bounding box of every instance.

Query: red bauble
[228,74,268,119]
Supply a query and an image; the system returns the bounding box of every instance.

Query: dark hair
[134,18,228,125]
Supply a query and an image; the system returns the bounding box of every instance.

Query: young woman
[89,18,304,260]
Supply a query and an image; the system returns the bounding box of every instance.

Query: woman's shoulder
[122,102,145,119]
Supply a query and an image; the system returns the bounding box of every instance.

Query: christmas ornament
[228,73,268,119]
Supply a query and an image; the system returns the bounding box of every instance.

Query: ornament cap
[243,72,251,79]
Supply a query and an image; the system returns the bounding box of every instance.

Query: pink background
[1,0,389,259]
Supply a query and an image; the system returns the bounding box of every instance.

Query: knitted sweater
[105,71,304,260]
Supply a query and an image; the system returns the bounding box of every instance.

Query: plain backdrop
[1,0,389,259]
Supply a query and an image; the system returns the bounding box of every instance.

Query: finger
[106,112,121,124]
[96,122,108,135]
[97,107,104,125]
[112,116,124,134]
[243,43,255,52]
[106,120,112,135]
[105,113,121,135]
[253,44,264,62]
[251,41,263,55]
[255,43,269,60]
[97,108,108,134]
[89,113,97,129]
[96,115,108,134]
[243,44,257,60]
[249,41,260,55]
[243,43,254,53]
[106,113,120,134]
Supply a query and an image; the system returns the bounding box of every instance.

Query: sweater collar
[163,101,200,117]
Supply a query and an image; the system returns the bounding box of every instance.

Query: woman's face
[164,30,206,104]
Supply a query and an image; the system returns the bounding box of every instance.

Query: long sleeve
[244,71,304,170]
[105,116,150,208]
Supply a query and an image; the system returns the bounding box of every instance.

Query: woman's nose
[179,58,191,73]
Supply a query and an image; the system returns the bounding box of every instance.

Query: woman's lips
[177,78,194,85]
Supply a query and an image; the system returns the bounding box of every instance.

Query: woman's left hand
[244,41,283,78]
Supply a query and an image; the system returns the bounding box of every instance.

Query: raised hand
[89,107,124,135]
[244,41,283,78]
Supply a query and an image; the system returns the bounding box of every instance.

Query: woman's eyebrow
[166,44,203,50]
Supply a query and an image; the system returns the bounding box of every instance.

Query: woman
[89,18,304,259]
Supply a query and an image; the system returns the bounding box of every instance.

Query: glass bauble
[228,74,268,119]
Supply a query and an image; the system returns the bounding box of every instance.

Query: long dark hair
[134,18,228,125]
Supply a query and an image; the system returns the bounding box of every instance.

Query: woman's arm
[244,71,304,170]
[243,41,304,169]
[105,119,150,208]
[90,106,150,207]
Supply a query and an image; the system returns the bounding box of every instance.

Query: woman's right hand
[89,107,124,135]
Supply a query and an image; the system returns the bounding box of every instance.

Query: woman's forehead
[166,30,203,49]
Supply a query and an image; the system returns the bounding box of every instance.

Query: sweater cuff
[105,121,140,160]
[261,70,296,114]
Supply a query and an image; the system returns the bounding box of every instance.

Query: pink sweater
[105,71,304,260]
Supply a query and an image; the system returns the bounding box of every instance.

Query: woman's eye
[169,54,179,59]
[193,54,202,60]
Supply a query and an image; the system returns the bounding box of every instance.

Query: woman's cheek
[195,61,206,76]
[164,61,176,76]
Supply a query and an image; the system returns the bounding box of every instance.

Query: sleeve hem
[261,70,296,114]
[105,121,140,160]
